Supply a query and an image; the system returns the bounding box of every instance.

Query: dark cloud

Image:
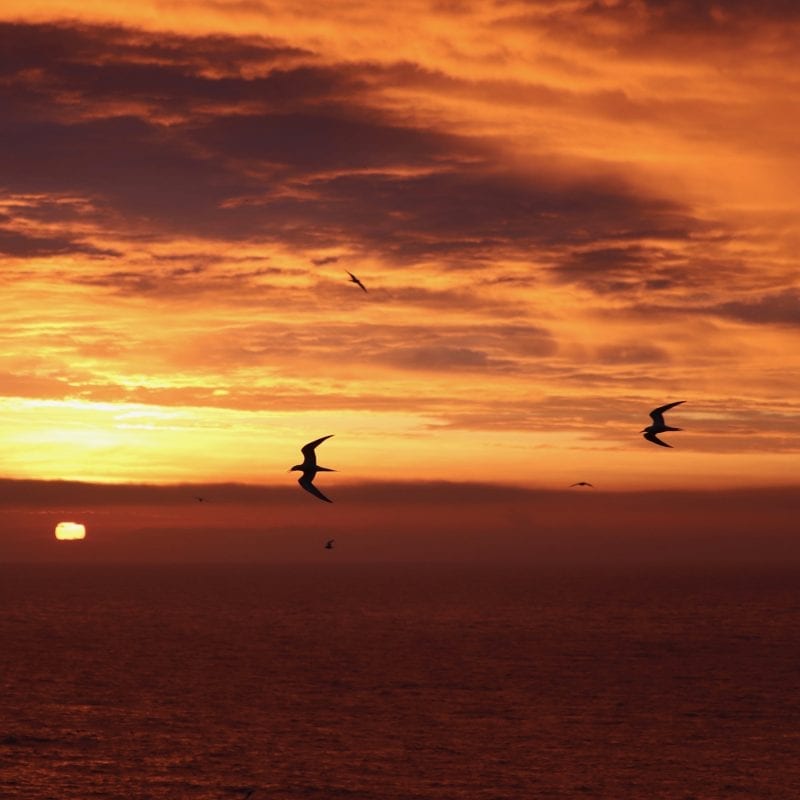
[0,227,118,258]
[553,245,683,294]
[0,22,309,78]
[0,115,246,230]
[68,262,304,298]
[0,19,705,271]
[252,169,694,263]
[194,111,474,175]
[509,0,800,29]
[321,282,533,316]
[710,289,800,327]
[630,288,800,328]
[71,269,164,294]
[379,344,512,372]
[509,0,800,63]
[550,242,751,299]
[611,0,800,28]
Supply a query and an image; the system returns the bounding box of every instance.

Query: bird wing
[301,434,334,460]
[346,270,367,291]
[644,431,672,448]
[649,400,685,424]
[299,475,333,503]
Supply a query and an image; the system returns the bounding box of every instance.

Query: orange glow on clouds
[0,2,798,490]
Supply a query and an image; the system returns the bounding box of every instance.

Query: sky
[1,0,799,495]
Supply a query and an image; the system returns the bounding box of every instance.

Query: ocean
[1,562,799,799]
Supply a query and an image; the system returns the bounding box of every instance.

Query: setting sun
[55,522,86,541]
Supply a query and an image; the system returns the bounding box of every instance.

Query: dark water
[1,563,800,799]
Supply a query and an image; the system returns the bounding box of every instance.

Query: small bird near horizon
[570,482,594,488]
[642,401,685,448]
[291,435,336,503]
[325,539,335,549]
[346,270,368,293]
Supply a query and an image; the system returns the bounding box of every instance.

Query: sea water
[1,562,799,799]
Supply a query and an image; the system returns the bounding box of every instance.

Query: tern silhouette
[346,270,368,293]
[291,435,336,502]
[325,539,335,549]
[642,401,685,448]
[570,482,594,488]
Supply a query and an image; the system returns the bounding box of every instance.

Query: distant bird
[642,401,685,448]
[325,539,335,549]
[570,482,594,488]
[290,435,336,503]
[346,270,368,293]
[194,496,206,503]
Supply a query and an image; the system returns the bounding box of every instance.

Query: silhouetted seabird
[325,539,335,549]
[290,435,336,503]
[642,401,685,448]
[194,496,206,503]
[346,270,368,293]
[570,482,594,487]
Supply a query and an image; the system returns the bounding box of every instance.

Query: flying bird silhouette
[325,539,335,549]
[642,401,685,448]
[290,435,336,503]
[570,482,594,488]
[346,270,368,293]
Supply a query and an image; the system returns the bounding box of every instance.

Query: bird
[325,539,335,549]
[346,270,368,293]
[290,435,336,502]
[194,496,206,503]
[642,401,685,448]
[570,482,594,488]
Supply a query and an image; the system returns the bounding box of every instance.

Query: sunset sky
[1,0,798,492]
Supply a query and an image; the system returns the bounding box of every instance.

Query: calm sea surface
[1,562,799,799]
